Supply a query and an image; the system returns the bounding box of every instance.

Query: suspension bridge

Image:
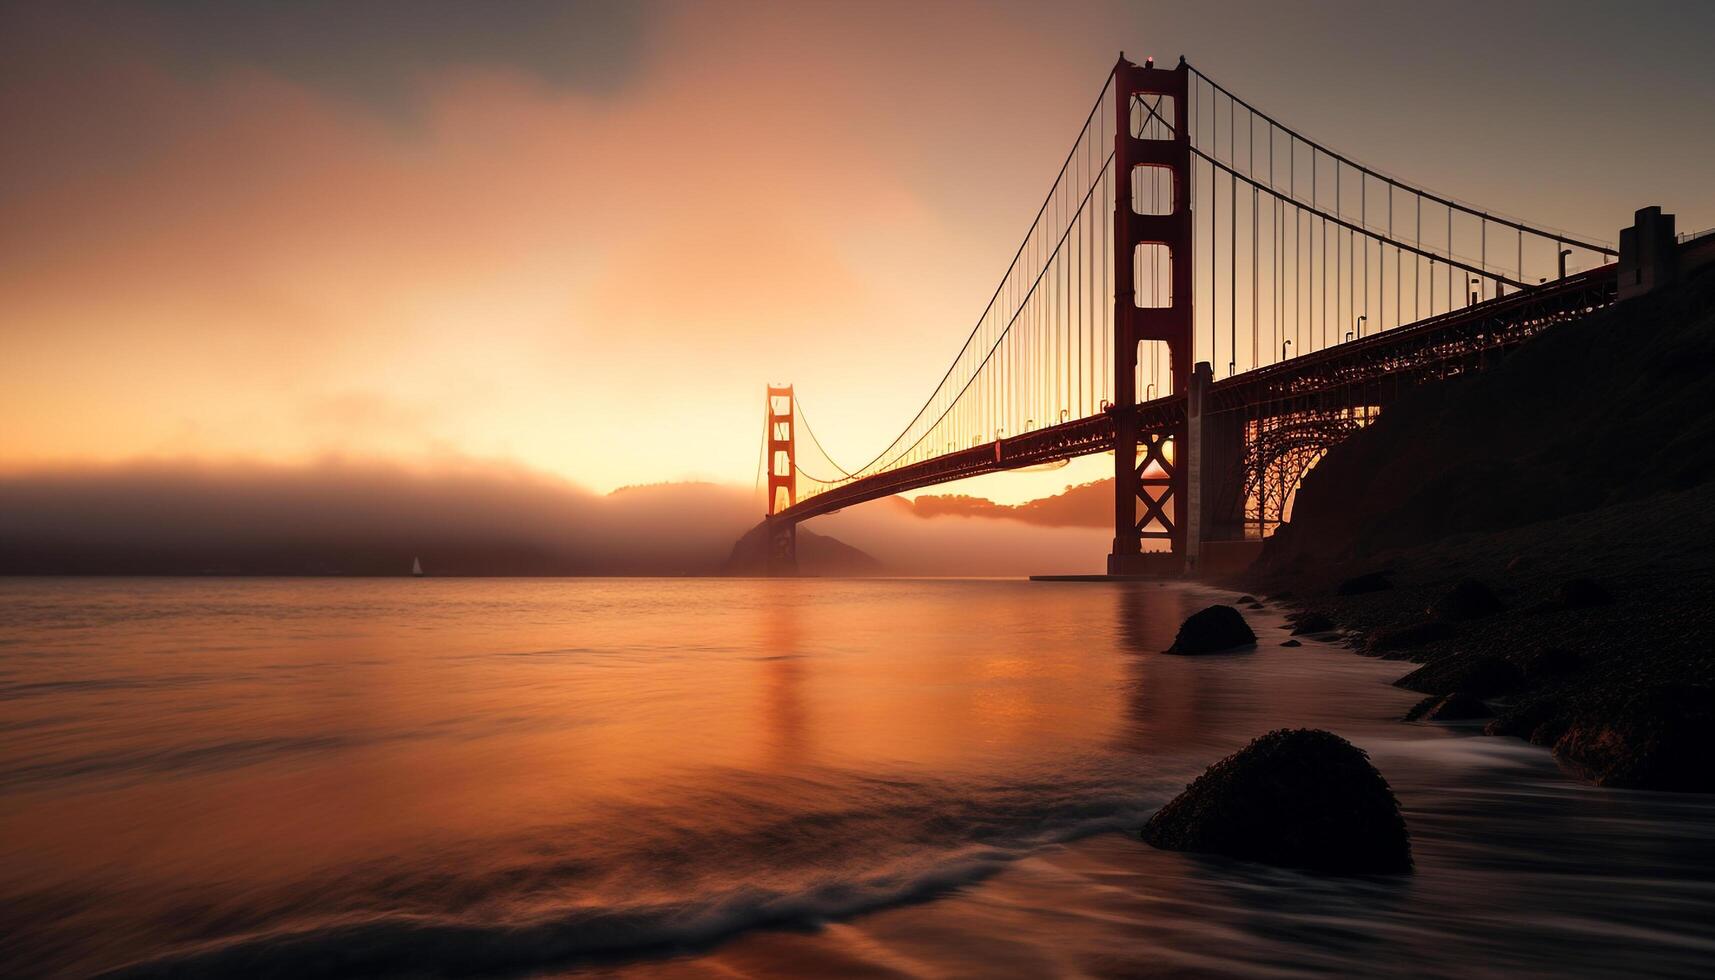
[754,54,1693,576]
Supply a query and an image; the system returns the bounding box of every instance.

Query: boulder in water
[1554,685,1715,791]
[1280,639,1302,648]
[1289,611,1337,635]
[1236,594,1257,604]
[1166,605,1257,655]
[1141,729,1412,875]
[1337,571,1393,595]
[1428,578,1505,620]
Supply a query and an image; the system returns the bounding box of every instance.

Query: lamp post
[1559,248,1573,280]
[1356,314,1367,339]
[1282,339,1292,361]
[1145,383,1156,400]
[1469,277,1481,306]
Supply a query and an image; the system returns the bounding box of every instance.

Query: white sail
[412,556,423,577]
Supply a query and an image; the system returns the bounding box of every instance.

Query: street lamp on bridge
[1282,339,1292,361]
[1356,314,1367,339]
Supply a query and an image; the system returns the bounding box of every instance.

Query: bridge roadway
[772,263,1619,526]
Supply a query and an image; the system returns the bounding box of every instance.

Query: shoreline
[1234,480,1715,793]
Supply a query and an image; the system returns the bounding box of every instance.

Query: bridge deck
[773,264,1617,526]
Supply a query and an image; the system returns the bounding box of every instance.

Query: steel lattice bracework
[1109,56,1194,574]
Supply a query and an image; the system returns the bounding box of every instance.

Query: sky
[3,0,1711,507]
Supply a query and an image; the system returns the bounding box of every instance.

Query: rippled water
[1,578,1710,978]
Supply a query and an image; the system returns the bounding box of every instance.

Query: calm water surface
[1,578,1710,978]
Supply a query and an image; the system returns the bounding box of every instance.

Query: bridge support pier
[766,518,797,576]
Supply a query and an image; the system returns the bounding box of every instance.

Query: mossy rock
[1554,685,1715,791]
[1141,729,1412,875]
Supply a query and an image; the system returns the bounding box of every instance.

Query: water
[1,578,1710,978]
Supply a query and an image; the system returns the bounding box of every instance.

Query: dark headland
[1237,262,1715,792]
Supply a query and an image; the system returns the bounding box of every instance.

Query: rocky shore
[1237,266,1715,793]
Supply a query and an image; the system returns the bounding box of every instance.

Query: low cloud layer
[0,459,1107,577]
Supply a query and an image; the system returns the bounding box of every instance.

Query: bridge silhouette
[756,55,1638,576]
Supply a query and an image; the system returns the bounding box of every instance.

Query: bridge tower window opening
[1133,243,1173,308]
[1132,165,1175,217]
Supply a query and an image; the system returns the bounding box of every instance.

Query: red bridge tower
[765,385,797,573]
[1109,55,1194,575]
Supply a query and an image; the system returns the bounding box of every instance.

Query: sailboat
[411,556,424,578]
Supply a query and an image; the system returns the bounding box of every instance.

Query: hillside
[1246,265,1715,791]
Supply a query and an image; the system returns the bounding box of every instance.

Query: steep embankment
[1248,265,1715,791]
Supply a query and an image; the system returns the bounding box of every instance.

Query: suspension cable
[1182,62,1615,255]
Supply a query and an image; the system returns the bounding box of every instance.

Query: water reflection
[1,578,1710,978]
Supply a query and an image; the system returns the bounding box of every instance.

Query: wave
[101,802,1152,978]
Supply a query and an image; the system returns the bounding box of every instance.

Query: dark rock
[1512,646,1584,681]
[1505,555,1529,573]
[1485,696,1566,745]
[1554,685,1715,792]
[1290,612,1337,635]
[1403,696,1438,722]
[1246,602,1265,610]
[1237,595,1257,604]
[1280,639,1302,647]
[1362,620,1454,656]
[1337,571,1393,595]
[1428,578,1505,621]
[1405,692,1491,722]
[1397,652,1524,698]
[1166,605,1256,655]
[1556,578,1612,609]
[1141,729,1412,875]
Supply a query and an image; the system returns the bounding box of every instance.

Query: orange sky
[3,1,1710,505]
